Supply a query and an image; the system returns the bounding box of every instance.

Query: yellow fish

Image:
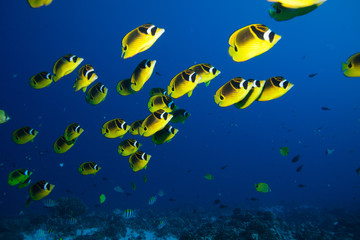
[228,24,281,62]
[0,110,10,124]
[18,178,32,189]
[79,162,101,175]
[29,72,53,89]
[214,77,253,107]
[234,79,265,109]
[8,168,32,186]
[267,0,326,8]
[257,76,294,101]
[129,151,151,172]
[86,83,108,105]
[54,136,76,154]
[27,0,52,8]
[102,118,130,138]
[26,180,55,207]
[170,109,190,124]
[269,2,324,21]
[122,23,165,59]
[342,53,360,77]
[129,120,144,135]
[188,63,221,86]
[73,64,98,92]
[64,123,84,142]
[53,54,83,82]
[148,95,177,113]
[255,182,271,193]
[12,127,38,144]
[118,139,142,156]
[117,78,136,96]
[167,69,202,98]
[139,110,173,137]
[131,59,156,92]
[151,125,179,145]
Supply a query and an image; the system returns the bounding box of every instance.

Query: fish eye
[73,56,79,62]
[254,80,261,88]
[279,80,289,89]
[211,67,217,75]
[234,45,238,52]
[146,60,151,68]
[144,126,147,131]
[170,102,175,109]
[349,63,352,68]
[106,129,109,133]
[189,73,196,83]
[242,81,249,90]
[88,71,94,79]
[172,86,175,91]
[120,86,123,91]
[268,31,275,43]
[220,95,224,100]
[170,127,175,134]
[123,45,128,51]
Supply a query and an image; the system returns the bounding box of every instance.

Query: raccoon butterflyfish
[129,120,144,135]
[188,63,221,87]
[121,23,165,59]
[118,139,142,156]
[148,95,177,113]
[27,0,52,8]
[53,54,83,82]
[102,118,130,138]
[73,64,98,92]
[64,123,84,142]
[149,88,167,97]
[356,167,360,176]
[86,82,108,105]
[269,2,324,21]
[79,162,101,175]
[228,24,281,62]
[148,196,157,205]
[0,110,10,124]
[29,72,53,89]
[151,125,179,145]
[279,146,289,156]
[117,78,136,96]
[8,168,32,186]
[257,76,293,101]
[167,69,202,99]
[170,109,190,124]
[342,53,360,77]
[131,59,156,92]
[129,151,151,172]
[54,136,76,154]
[99,194,106,204]
[267,0,326,8]
[12,127,38,144]
[131,182,136,191]
[26,180,55,207]
[234,80,265,109]
[204,173,214,180]
[255,182,271,193]
[18,178,32,189]
[139,109,173,137]
[214,77,253,107]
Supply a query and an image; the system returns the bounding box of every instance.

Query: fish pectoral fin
[187,91,193,97]
[82,87,87,93]
[205,81,211,87]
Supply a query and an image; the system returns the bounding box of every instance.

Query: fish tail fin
[25,197,32,208]
[341,62,348,71]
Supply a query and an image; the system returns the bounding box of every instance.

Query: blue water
[0,0,359,219]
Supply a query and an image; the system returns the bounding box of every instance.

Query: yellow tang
[234,79,265,109]
[8,168,32,186]
[64,123,84,142]
[79,162,101,175]
[118,139,142,156]
[54,136,76,154]
[129,120,144,135]
[149,88,167,97]
[117,78,136,96]
[255,182,271,193]
[342,53,360,77]
[257,76,294,101]
[228,24,281,62]
[139,110,173,137]
[29,72,53,89]
[148,95,177,113]
[214,77,253,107]
[27,0,52,8]
[151,125,179,145]
[269,2,324,21]
[53,54,83,82]
[129,151,151,172]
[12,127,38,144]
[86,82,108,105]
[170,109,190,124]
[26,180,55,207]
[131,59,156,92]
[189,63,221,87]
[102,118,130,138]
[267,0,326,8]
[167,69,202,99]
[99,194,106,204]
[73,64,98,92]
[0,110,10,124]
[122,23,165,59]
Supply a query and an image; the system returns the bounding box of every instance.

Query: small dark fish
[308,73,318,78]
[94,204,100,208]
[65,189,73,194]
[291,154,300,163]
[213,199,221,205]
[356,167,360,176]
[193,209,197,214]
[219,204,228,209]
[220,165,228,170]
[298,184,306,188]
[155,71,162,76]
[102,177,108,181]
[186,169,192,173]
[92,184,97,188]
[321,107,331,111]
[296,164,304,172]
[125,193,132,196]
[169,198,175,202]
[250,197,259,201]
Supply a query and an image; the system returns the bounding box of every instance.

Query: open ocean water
[0,0,359,239]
